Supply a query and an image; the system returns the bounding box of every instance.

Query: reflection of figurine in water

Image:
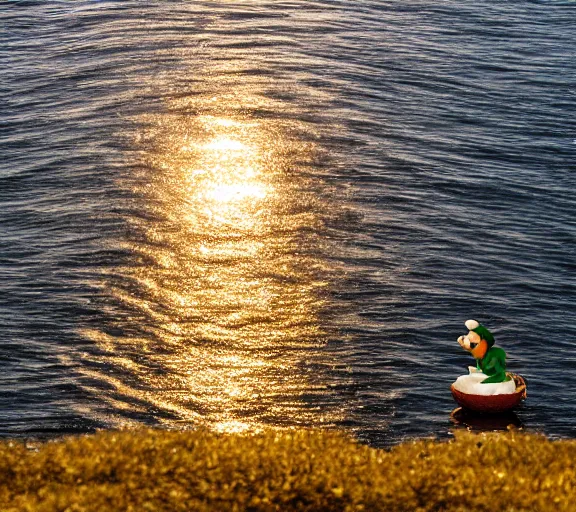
[450,407,522,431]
[457,320,510,384]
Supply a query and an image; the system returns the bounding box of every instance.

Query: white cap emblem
[465,319,480,331]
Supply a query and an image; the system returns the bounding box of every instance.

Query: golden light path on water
[78,88,345,433]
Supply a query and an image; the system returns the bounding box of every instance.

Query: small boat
[451,373,527,413]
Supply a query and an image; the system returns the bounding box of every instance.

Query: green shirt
[478,347,509,383]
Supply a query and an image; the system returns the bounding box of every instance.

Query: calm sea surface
[1,0,575,446]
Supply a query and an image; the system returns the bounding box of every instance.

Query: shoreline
[1,428,575,511]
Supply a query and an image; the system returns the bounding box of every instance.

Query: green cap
[465,320,495,348]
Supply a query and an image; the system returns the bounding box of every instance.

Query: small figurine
[451,319,527,413]
[457,319,509,384]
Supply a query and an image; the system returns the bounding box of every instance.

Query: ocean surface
[1,0,575,446]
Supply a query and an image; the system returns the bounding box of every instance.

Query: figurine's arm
[482,355,499,373]
[481,372,508,384]
[480,351,509,383]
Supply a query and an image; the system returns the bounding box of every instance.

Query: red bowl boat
[451,373,527,413]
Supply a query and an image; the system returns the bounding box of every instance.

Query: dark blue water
[1,0,575,446]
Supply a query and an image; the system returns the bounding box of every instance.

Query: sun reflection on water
[79,91,342,433]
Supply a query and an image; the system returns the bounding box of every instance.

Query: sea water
[1,0,575,446]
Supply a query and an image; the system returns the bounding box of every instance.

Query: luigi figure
[457,320,511,384]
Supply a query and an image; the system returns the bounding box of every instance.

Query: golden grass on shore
[1,429,575,511]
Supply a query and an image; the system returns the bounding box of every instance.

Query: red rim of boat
[451,373,527,413]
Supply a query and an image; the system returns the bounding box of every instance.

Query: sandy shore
[1,428,574,511]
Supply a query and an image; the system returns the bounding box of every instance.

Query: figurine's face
[458,330,479,350]
[458,330,488,359]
